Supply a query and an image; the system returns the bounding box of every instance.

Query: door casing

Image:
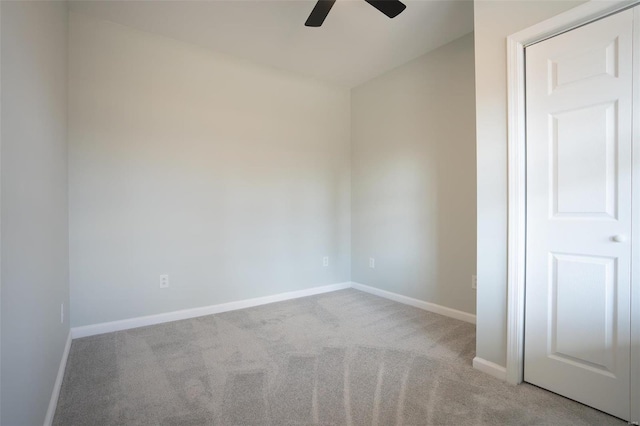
[504,0,640,423]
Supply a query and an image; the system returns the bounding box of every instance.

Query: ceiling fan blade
[364,0,406,18]
[305,0,337,27]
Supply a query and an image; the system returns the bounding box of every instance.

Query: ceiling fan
[305,0,406,27]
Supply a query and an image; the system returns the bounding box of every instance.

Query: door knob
[612,234,628,242]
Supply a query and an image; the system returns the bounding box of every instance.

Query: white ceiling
[69,0,474,88]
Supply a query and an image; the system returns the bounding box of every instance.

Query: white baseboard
[44,331,72,426]
[350,282,476,324]
[71,281,477,340]
[71,282,352,339]
[473,357,507,381]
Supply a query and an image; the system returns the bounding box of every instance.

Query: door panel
[551,253,616,373]
[550,37,618,92]
[525,8,633,421]
[552,101,618,218]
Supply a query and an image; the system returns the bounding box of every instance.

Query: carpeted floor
[54,289,624,425]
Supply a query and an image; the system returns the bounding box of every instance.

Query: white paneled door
[525,8,635,421]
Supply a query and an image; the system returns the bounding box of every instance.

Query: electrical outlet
[60,303,64,324]
[160,274,170,288]
[369,257,375,269]
[472,275,477,290]
[323,256,329,267]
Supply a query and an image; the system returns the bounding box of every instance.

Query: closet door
[524,8,634,420]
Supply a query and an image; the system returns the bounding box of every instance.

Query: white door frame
[505,0,640,422]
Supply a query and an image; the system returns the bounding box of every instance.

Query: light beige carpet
[54,289,624,425]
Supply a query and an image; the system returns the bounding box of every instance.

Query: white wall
[474,0,586,367]
[68,13,351,327]
[351,34,477,315]
[1,1,69,425]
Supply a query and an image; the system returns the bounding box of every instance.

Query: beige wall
[474,0,587,367]
[1,2,70,424]
[68,13,352,327]
[351,34,477,315]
